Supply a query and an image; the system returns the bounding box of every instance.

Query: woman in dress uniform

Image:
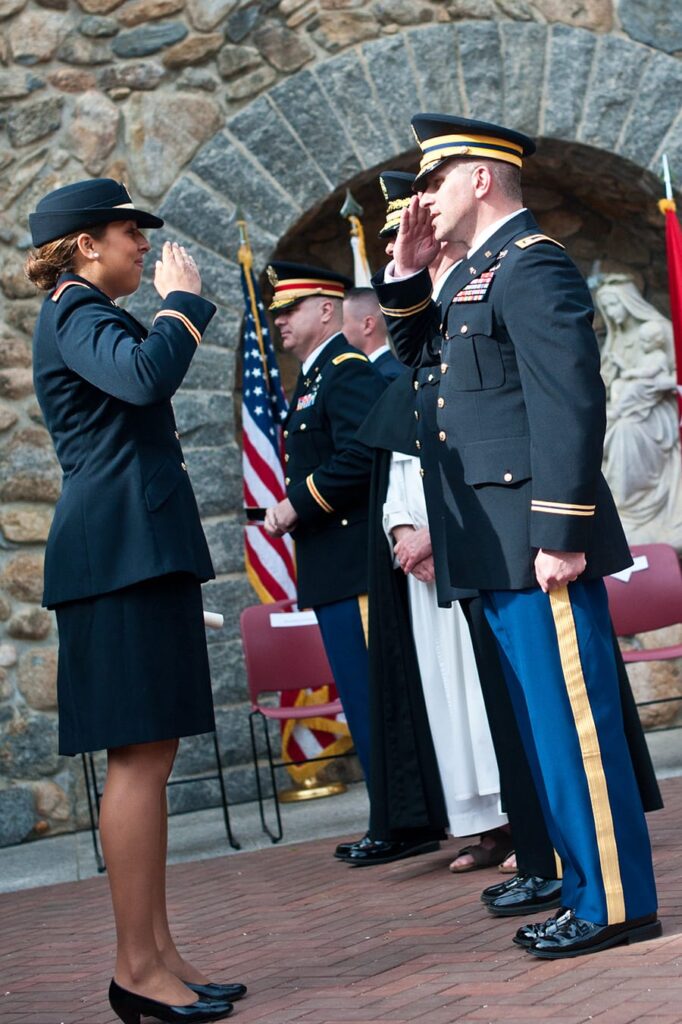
[27,179,240,1024]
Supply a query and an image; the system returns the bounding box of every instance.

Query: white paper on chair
[269,610,318,627]
[609,555,649,584]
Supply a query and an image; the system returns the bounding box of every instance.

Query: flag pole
[237,216,271,393]
[657,156,682,447]
[340,189,372,286]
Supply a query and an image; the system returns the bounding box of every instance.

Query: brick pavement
[2,777,682,1024]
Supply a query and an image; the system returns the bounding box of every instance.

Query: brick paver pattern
[2,778,682,1024]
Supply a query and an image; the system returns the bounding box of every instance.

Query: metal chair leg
[81,753,105,873]
[249,711,282,843]
[211,731,240,850]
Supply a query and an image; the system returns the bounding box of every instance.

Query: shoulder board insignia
[51,280,93,302]
[332,353,369,365]
[514,234,565,250]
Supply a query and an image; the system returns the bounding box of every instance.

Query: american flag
[238,226,352,780]
[239,241,297,603]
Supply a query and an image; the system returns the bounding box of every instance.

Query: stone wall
[1,0,682,846]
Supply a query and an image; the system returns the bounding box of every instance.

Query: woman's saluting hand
[154,240,202,299]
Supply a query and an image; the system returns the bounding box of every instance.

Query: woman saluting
[27,179,241,1024]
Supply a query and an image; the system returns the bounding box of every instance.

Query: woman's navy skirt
[55,572,216,755]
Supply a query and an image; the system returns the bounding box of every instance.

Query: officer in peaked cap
[264,261,437,867]
[372,113,661,957]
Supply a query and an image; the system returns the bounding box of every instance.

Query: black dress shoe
[109,979,233,1023]
[513,908,568,948]
[346,838,440,866]
[528,910,662,959]
[334,832,370,859]
[186,981,246,1002]
[485,875,563,917]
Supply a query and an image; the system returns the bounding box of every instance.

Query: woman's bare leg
[152,790,212,985]
[100,738,196,1005]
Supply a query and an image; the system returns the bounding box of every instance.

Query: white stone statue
[594,274,682,550]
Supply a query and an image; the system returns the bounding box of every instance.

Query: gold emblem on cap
[266,265,279,287]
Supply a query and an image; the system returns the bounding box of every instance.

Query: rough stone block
[500,21,547,136]
[225,3,261,43]
[173,391,234,447]
[0,428,61,503]
[117,0,185,27]
[0,711,59,776]
[159,175,277,271]
[8,10,68,64]
[215,704,253,763]
[1,553,44,603]
[579,35,649,152]
[68,90,120,175]
[312,10,379,52]
[192,132,300,238]
[186,0,237,31]
[0,404,18,432]
[162,33,224,69]
[178,343,235,393]
[0,0,27,20]
[78,0,124,11]
[176,67,220,91]
[0,788,35,848]
[362,35,423,151]
[173,732,218,777]
[315,51,397,170]
[98,61,165,90]
[458,20,503,122]
[203,518,246,576]
[227,96,329,211]
[7,608,52,641]
[267,69,362,188]
[202,575,255,640]
[184,444,241,516]
[619,0,682,56]
[543,25,596,140]
[0,504,53,543]
[112,21,187,58]
[79,14,119,36]
[125,91,220,198]
[7,96,63,148]
[56,34,113,65]
[618,53,682,171]
[406,23,460,116]
[0,70,46,100]
[254,22,313,73]
[0,368,34,399]
[18,647,58,711]
[222,62,276,101]
[48,68,99,92]
[209,640,248,705]
[216,42,261,78]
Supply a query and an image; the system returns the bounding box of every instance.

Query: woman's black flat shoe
[186,981,247,1002]
[109,979,233,1023]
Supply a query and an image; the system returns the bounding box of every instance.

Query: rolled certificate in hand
[203,610,224,630]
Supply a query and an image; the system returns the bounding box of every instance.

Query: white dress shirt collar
[301,332,341,376]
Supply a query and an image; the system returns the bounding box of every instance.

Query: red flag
[660,197,682,445]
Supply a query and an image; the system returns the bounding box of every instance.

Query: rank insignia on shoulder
[51,280,92,302]
[332,352,368,365]
[453,269,495,303]
[515,234,565,250]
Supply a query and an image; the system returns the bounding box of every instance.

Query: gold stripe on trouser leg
[549,586,625,924]
[357,594,369,648]
[554,850,563,880]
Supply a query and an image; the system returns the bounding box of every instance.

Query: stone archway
[118,19,682,796]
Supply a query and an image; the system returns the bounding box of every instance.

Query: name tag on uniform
[296,393,317,411]
[453,270,495,303]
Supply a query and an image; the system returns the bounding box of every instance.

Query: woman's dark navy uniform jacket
[32,273,216,608]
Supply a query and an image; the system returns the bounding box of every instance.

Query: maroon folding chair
[239,599,348,842]
[604,543,682,729]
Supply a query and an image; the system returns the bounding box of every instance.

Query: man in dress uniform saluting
[372,114,660,958]
[263,262,439,865]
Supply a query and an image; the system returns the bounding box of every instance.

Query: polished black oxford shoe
[109,979,233,1023]
[186,981,247,1002]
[528,910,662,959]
[513,908,568,948]
[345,838,440,867]
[484,875,563,917]
[334,832,371,859]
